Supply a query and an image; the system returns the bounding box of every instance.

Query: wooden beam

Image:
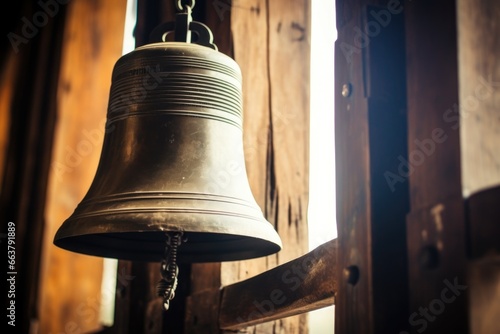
[335,1,410,333]
[404,1,469,333]
[219,239,336,330]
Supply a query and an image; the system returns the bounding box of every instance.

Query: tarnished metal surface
[54,42,282,262]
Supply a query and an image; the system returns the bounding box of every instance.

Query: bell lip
[54,231,282,263]
[53,212,282,263]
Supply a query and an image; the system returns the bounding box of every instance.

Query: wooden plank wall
[38,0,127,333]
[0,1,67,332]
[219,0,311,332]
[0,0,25,188]
[0,53,15,191]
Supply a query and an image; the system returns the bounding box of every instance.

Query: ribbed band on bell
[107,42,243,128]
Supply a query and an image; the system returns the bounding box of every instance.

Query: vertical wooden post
[404,0,468,333]
[335,0,409,333]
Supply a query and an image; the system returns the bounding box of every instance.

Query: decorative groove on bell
[54,41,282,263]
[108,43,243,128]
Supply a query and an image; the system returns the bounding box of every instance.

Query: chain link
[157,232,183,311]
[176,0,195,12]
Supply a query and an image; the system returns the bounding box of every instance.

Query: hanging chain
[150,0,216,48]
[176,0,195,12]
[157,232,184,311]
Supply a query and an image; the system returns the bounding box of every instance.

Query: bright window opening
[308,0,337,332]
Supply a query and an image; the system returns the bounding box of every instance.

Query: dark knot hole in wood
[344,265,360,286]
[419,245,440,269]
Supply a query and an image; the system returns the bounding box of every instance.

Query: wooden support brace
[218,239,337,331]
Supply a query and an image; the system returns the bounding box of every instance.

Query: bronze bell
[53,7,282,265]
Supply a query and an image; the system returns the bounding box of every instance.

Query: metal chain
[176,0,195,12]
[157,232,184,311]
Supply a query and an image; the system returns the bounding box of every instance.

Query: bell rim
[53,211,282,263]
[54,198,282,262]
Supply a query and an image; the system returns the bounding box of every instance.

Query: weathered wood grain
[0,0,67,331]
[0,52,16,192]
[334,1,373,331]
[335,1,410,333]
[219,239,336,331]
[39,1,127,333]
[221,0,311,332]
[405,0,468,333]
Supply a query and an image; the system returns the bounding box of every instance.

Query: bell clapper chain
[157,232,185,311]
